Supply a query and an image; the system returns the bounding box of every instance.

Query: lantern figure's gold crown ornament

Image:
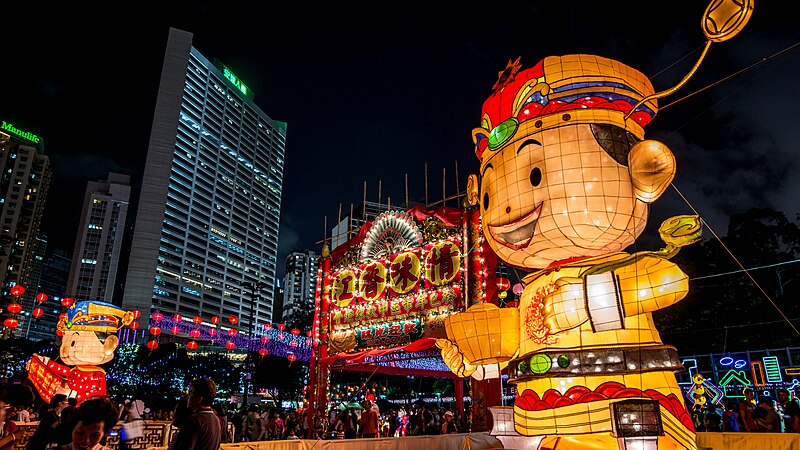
[443,1,752,449]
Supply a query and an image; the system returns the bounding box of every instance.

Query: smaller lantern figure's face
[60,331,119,366]
[480,123,648,269]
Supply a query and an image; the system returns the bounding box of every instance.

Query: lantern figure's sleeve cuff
[584,272,624,332]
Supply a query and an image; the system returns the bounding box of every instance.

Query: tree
[654,208,800,354]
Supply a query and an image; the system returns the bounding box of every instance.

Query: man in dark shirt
[173,379,221,450]
[779,388,800,432]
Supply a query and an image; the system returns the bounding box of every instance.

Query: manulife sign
[220,64,252,99]
[1,120,41,144]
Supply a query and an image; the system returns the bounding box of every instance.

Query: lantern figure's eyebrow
[518,139,542,154]
[481,163,494,177]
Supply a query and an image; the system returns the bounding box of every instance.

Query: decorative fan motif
[361,211,423,261]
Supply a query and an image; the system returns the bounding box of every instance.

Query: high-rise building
[122,28,286,333]
[66,173,131,303]
[27,247,71,342]
[0,121,51,329]
[281,250,317,324]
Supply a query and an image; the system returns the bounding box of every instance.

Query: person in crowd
[441,410,458,434]
[171,378,221,450]
[57,397,79,445]
[242,404,265,441]
[58,396,120,450]
[703,404,722,432]
[28,393,69,450]
[721,402,740,432]
[1,389,23,450]
[754,397,783,432]
[358,400,379,438]
[266,410,284,440]
[312,406,327,439]
[166,398,191,450]
[211,404,231,443]
[738,388,759,432]
[335,407,358,439]
[778,388,800,432]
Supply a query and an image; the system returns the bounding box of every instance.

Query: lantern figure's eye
[530,167,542,187]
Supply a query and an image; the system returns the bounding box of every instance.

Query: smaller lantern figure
[26,300,134,404]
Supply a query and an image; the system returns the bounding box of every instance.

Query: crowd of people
[694,387,800,434]
[10,376,800,450]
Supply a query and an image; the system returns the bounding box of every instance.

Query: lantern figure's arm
[543,256,689,333]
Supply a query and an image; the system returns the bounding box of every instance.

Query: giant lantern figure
[436,1,753,449]
[26,300,135,403]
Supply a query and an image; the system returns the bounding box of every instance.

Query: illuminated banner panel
[330,286,459,330]
[355,319,422,348]
[330,240,461,309]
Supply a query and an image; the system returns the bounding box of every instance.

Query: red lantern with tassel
[225,341,235,350]
[36,293,48,304]
[7,303,22,314]
[258,348,268,357]
[187,341,198,350]
[10,285,25,297]
[146,340,159,350]
[32,307,44,319]
[61,297,74,307]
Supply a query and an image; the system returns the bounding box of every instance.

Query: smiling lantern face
[480,122,648,269]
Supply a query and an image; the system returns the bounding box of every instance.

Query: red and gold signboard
[355,319,422,348]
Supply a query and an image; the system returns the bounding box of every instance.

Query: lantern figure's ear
[103,334,119,356]
[627,140,676,203]
[466,174,480,207]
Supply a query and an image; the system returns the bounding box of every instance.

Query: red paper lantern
[291,328,300,336]
[3,318,19,329]
[7,303,22,314]
[208,328,217,337]
[187,341,198,350]
[133,309,141,318]
[228,315,238,325]
[190,329,201,338]
[32,307,44,319]
[61,297,74,307]
[227,328,238,336]
[260,336,270,343]
[277,323,286,331]
[152,311,164,322]
[56,329,64,337]
[496,277,511,292]
[36,293,48,304]
[146,340,159,350]
[149,326,162,336]
[225,341,235,350]
[306,330,312,337]
[211,315,220,325]
[192,315,203,325]
[263,323,272,331]
[290,340,298,348]
[129,321,140,330]
[366,393,375,402]
[174,314,183,323]
[171,326,180,334]
[258,348,268,357]
[512,283,525,296]
[287,353,296,362]
[58,313,67,320]
[10,285,25,297]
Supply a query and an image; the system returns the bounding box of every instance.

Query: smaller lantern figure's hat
[474,54,658,160]
[57,300,134,333]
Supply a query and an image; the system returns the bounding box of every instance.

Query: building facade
[66,173,131,303]
[0,122,51,329]
[26,247,71,342]
[122,28,286,334]
[281,250,317,324]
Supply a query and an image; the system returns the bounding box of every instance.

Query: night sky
[2,2,799,278]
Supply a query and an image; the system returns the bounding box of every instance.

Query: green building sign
[1,120,41,144]
[220,64,252,99]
